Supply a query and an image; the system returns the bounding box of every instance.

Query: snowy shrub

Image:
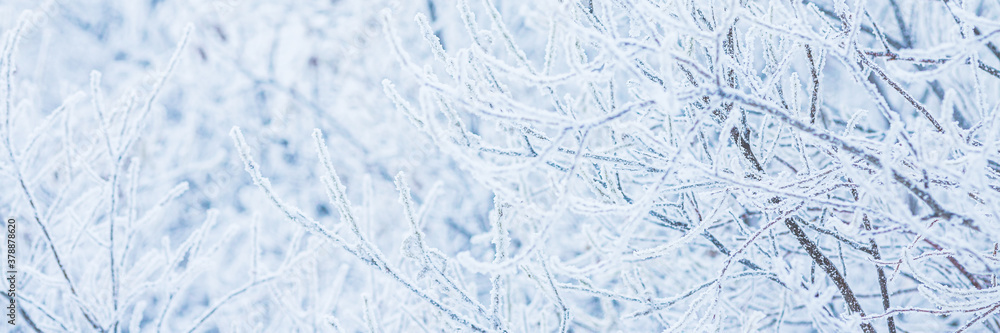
[373,0,1000,331]
[3,0,1000,332]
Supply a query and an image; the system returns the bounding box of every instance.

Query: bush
[3,0,1000,332]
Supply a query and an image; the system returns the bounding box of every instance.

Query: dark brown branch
[923,238,985,290]
[862,50,1000,80]
[850,183,897,333]
[798,221,873,255]
[785,217,875,333]
[805,45,821,125]
[891,170,974,228]
[857,50,945,133]
[862,215,897,333]
[731,126,764,173]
